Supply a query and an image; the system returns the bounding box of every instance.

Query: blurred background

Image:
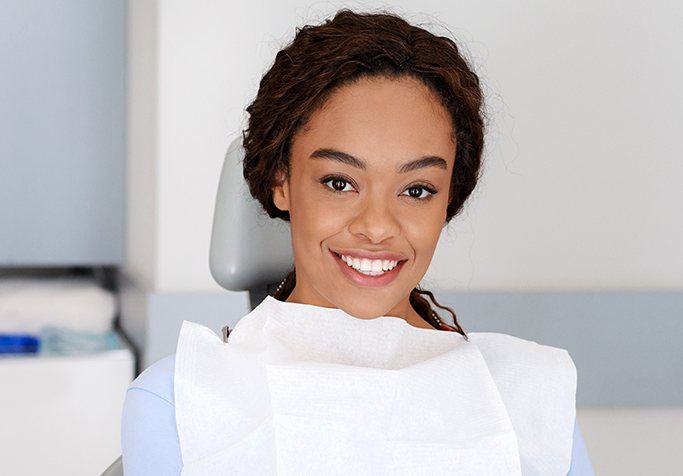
[0,0,681,474]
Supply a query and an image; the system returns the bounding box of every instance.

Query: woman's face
[272,75,456,326]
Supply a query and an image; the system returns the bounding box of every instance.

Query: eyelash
[319,175,438,202]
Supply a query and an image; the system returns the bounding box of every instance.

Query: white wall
[578,405,683,475]
[125,0,158,290]
[127,0,683,293]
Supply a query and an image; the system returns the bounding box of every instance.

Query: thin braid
[271,268,296,300]
[410,287,468,339]
[270,268,469,341]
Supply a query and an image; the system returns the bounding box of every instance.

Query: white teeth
[340,254,399,275]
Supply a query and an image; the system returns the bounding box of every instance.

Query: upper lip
[330,248,408,262]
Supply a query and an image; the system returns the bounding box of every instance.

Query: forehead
[293,75,455,169]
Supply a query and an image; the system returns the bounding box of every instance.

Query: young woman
[122,9,594,475]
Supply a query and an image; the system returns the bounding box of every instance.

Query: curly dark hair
[242,9,485,338]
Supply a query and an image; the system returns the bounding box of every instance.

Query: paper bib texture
[174,296,576,475]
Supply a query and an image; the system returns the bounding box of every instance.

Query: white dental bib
[174,296,576,475]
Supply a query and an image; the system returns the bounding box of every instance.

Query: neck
[285,286,436,330]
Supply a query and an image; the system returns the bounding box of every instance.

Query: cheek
[403,214,442,255]
[290,190,343,249]
[399,201,446,260]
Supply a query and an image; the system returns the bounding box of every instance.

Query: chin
[333,295,398,320]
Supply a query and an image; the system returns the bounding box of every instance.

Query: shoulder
[127,353,176,405]
[122,354,181,475]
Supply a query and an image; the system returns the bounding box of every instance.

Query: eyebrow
[309,148,448,173]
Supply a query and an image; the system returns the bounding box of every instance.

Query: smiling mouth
[330,250,408,286]
[332,251,405,272]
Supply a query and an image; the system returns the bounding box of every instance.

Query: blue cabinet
[0,0,125,265]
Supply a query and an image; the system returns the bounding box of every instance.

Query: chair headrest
[209,138,293,291]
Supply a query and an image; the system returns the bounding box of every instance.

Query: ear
[272,168,291,212]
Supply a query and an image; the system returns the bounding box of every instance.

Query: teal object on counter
[39,326,120,355]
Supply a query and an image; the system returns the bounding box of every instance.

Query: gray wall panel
[437,291,683,405]
[0,0,126,265]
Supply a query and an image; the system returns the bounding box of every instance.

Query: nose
[347,194,402,244]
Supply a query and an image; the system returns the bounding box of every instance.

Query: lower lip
[330,250,406,287]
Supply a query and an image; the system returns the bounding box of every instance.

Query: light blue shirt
[122,354,595,475]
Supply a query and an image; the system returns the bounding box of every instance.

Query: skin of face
[271,75,456,329]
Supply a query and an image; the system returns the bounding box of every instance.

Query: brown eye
[332,178,347,191]
[407,187,423,198]
[401,184,437,201]
[321,175,355,194]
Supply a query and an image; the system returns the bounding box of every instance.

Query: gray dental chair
[102,137,293,475]
[209,137,293,308]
